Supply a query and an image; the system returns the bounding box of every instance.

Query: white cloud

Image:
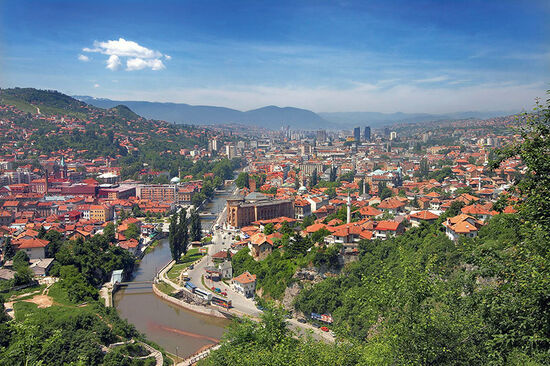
[126,58,165,71]
[78,54,90,62]
[94,83,100,88]
[83,38,169,71]
[415,75,449,83]
[106,55,122,71]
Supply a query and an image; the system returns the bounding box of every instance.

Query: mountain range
[74,95,517,130]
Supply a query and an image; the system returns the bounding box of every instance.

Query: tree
[310,169,318,188]
[3,237,15,260]
[13,250,29,269]
[103,222,116,243]
[168,214,179,261]
[263,223,275,235]
[124,223,140,240]
[235,172,249,189]
[329,166,337,182]
[378,182,393,200]
[190,209,202,242]
[294,175,300,191]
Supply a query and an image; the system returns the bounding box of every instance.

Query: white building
[232,271,256,298]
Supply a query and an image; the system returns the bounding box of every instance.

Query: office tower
[363,126,371,141]
[353,127,361,142]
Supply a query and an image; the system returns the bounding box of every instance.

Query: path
[177,344,221,366]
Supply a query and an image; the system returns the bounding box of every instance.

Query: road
[187,227,262,317]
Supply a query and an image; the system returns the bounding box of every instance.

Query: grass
[143,239,161,255]
[156,281,176,296]
[2,283,46,300]
[0,97,38,114]
[47,282,76,306]
[166,248,203,281]
[13,301,39,321]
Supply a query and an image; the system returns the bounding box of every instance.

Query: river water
[114,184,235,359]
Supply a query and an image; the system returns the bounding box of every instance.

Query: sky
[1,0,549,113]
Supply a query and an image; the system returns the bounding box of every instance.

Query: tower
[346,194,351,224]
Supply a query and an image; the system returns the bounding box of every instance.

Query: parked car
[320,326,329,332]
[189,264,194,270]
[221,291,227,296]
[297,318,306,324]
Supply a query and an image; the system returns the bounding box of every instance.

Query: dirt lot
[24,294,53,308]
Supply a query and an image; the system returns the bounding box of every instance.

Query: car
[189,264,194,270]
[211,286,216,291]
[221,291,227,296]
[297,318,306,324]
[320,326,329,332]
[312,323,321,328]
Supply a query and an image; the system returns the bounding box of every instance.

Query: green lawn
[156,281,176,295]
[2,283,46,300]
[166,248,203,281]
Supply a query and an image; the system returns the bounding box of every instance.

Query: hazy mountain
[319,110,518,128]
[74,96,331,129]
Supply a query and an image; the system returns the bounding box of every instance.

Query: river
[114,184,236,359]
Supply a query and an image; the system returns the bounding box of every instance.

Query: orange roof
[15,238,50,248]
[359,206,383,217]
[410,210,439,220]
[234,271,256,284]
[375,220,401,231]
[305,223,328,233]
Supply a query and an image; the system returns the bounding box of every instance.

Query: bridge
[117,280,155,286]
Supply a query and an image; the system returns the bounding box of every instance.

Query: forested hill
[0,87,217,180]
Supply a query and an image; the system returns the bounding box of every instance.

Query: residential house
[232,271,256,298]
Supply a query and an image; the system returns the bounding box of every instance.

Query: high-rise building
[363,126,371,141]
[353,127,361,142]
[384,127,390,137]
[316,129,327,142]
[390,131,397,140]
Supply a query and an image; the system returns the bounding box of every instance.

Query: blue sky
[1,0,548,113]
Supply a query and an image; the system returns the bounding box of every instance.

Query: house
[13,238,50,259]
[119,238,140,256]
[29,258,54,276]
[374,221,404,239]
[0,268,15,281]
[232,271,256,298]
[461,204,496,222]
[409,210,439,227]
[443,214,483,241]
[377,197,406,214]
[218,260,233,279]
[248,233,273,260]
[212,250,232,263]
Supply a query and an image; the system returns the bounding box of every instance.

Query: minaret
[346,193,351,224]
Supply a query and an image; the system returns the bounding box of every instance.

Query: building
[226,192,294,228]
[353,127,361,142]
[363,126,371,141]
[13,238,50,259]
[225,145,237,159]
[248,233,273,260]
[232,271,256,298]
[98,185,136,200]
[443,214,482,241]
[409,210,439,227]
[136,185,176,202]
[390,131,397,140]
[89,204,113,222]
[316,129,327,142]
